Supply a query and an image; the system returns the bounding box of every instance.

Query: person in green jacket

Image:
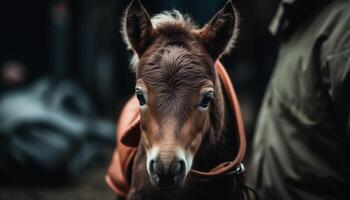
[247,0,350,199]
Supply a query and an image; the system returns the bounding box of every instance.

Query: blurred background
[0,0,278,199]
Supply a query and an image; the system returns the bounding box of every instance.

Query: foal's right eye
[135,88,147,106]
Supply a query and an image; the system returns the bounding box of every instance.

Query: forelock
[129,10,199,71]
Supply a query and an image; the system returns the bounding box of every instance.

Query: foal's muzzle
[148,156,186,189]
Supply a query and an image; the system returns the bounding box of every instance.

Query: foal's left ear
[199,0,239,60]
[122,0,154,56]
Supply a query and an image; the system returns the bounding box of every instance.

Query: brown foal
[117,0,249,199]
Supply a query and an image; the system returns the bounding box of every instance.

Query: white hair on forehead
[127,10,197,71]
[151,10,194,28]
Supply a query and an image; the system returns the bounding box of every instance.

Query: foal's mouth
[156,185,183,191]
[151,173,185,191]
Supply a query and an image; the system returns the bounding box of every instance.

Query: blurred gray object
[0,78,115,181]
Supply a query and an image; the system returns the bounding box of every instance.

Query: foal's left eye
[199,91,214,109]
[135,88,147,106]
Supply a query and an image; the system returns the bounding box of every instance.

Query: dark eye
[199,91,214,109]
[136,88,146,106]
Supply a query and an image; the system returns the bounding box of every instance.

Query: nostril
[172,160,186,185]
[149,159,156,174]
[179,160,186,170]
[178,160,186,174]
[150,159,164,175]
[149,159,163,186]
[174,161,181,172]
[170,159,186,175]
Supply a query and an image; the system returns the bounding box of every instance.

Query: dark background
[0,0,279,199]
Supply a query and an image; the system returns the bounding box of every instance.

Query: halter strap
[189,61,247,180]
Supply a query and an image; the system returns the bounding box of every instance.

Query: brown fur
[119,1,245,199]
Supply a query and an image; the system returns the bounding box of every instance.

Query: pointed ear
[199,0,239,60]
[122,0,154,56]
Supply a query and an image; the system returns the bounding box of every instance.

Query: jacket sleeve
[320,4,350,141]
[321,47,350,140]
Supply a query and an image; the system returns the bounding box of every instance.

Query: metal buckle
[226,163,245,175]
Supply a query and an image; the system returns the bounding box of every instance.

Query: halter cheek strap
[189,61,247,180]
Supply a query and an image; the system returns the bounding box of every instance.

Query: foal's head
[122,0,239,189]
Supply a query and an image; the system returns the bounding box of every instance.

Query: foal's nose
[149,156,186,188]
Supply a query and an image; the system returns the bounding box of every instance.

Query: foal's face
[136,46,215,188]
[122,0,238,189]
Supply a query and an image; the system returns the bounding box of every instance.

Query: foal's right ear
[122,0,154,56]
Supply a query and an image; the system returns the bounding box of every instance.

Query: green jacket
[247,0,350,199]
